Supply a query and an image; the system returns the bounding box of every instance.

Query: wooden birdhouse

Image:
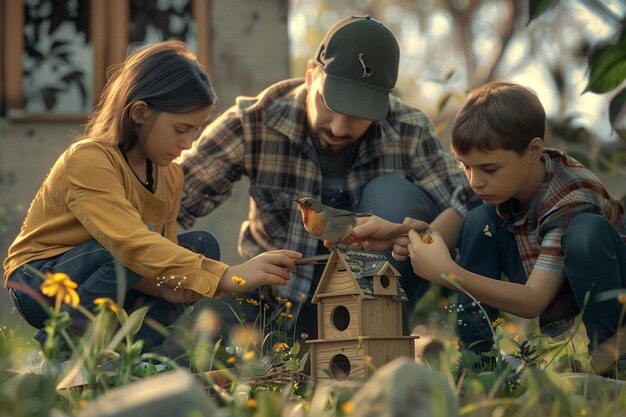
[306,247,418,381]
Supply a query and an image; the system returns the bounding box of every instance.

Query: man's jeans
[456,205,626,356]
[8,231,220,352]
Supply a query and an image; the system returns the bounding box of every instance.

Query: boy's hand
[219,250,302,294]
[405,229,454,281]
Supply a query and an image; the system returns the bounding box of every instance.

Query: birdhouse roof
[311,246,408,303]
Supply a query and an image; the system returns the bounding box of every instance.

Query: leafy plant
[529,0,626,130]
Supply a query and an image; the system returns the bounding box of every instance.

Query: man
[178,15,469,342]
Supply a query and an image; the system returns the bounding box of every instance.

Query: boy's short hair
[451,82,546,155]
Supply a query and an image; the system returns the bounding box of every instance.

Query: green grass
[1,281,625,417]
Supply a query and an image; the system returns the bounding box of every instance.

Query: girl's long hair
[83,40,217,152]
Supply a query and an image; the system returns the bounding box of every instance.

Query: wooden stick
[294,254,331,265]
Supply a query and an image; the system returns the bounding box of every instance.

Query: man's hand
[326,215,430,252]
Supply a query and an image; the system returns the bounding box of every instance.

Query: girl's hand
[219,250,302,294]
[405,229,455,281]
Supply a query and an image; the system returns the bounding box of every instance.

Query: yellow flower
[243,350,255,360]
[245,298,260,306]
[246,398,257,409]
[41,272,80,311]
[284,301,293,309]
[94,297,119,313]
[421,234,434,244]
[341,401,355,414]
[491,317,505,328]
[226,356,236,365]
[279,312,293,318]
[504,323,518,334]
[617,293,626,304]
[273,342,289,353]
[231,275,246,286]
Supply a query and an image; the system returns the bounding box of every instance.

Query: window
[1,0,211,121]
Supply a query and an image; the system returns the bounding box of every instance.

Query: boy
[345,82,626,377]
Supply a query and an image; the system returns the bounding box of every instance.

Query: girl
[4,41,301,351]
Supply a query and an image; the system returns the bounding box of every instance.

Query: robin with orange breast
[295,197,372,244]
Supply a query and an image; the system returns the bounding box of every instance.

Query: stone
[348,358,459,417]
[77,369,217,417]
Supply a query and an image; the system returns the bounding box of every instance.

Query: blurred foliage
[530,0,626,131]
[290,0,626,180]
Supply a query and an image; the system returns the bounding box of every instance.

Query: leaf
[117,307,130,326]
[527,0,560,25]
[437,92,453,114]
[444,68,456,81]
[298,350,310,372]
[290,340,301,356]
[609,86,626,129]
[585,35,626,94]
[126,306,150,337]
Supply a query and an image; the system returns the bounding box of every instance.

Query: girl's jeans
[456,204,626,358]
[8,231,220,352]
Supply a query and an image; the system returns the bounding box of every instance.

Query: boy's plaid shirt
[497,148,626,277]
[177,78,469,301]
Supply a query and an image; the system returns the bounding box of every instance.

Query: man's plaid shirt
[177,78,469,301]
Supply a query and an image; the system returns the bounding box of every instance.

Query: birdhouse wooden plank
[312,250,363,303]
[318,295,360,339]
[360,298,403,337]
[308,337,417,380]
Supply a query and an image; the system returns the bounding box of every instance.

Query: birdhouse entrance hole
[380,275,390,288]
[329,354,351,379]
[331,305,350,331]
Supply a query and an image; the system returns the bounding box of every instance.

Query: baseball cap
[314,15,400,121]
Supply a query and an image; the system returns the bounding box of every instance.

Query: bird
[295,197,372,243]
